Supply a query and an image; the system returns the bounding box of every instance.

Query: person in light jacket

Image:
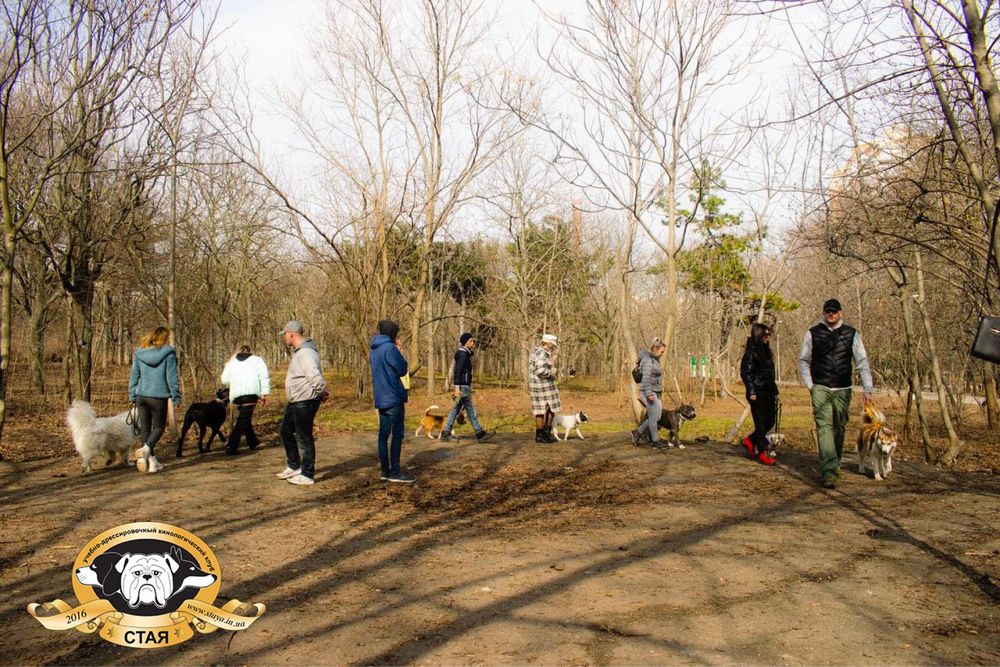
[631,337,666,448]
[129,326,181,474]
[528,333,561,443]
[275,321,327,486]
[221,343,271,455]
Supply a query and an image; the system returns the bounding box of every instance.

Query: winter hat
[459,332,474,346]
[378,319,400,341]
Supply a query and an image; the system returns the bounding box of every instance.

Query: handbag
[970,201,1000,364]
[971,316,1000,364]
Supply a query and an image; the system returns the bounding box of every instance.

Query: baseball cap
[822,299,842,313]
[541,333,559,346]
[279,320,305,335]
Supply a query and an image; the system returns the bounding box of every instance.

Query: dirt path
[2,431,999,665]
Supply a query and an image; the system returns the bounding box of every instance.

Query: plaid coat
[528,345,561,415]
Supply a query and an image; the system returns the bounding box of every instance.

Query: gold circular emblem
[72,522,221,624]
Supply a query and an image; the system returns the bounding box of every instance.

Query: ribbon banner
[28,598,266,649]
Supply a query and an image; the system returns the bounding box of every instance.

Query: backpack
[631,359,642,383]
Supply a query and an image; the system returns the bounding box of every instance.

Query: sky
[211,0,816,239]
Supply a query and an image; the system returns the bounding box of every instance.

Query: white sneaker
[677,444,686,449]
[147,455,162,473]
[136,445,151,472]
[276,467,301,479]
[286,473,314,486]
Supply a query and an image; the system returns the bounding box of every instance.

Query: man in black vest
[798,298,874,488]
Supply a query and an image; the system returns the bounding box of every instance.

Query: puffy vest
[809,323,856,389]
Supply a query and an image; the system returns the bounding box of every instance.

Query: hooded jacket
[285,338,327,403]
[221,353,271,404]
[370,334,408,409]
[129,345,181,403]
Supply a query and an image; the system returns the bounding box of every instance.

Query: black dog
[658,403,696,447]
[634,402,697,448]
[176,388,229,457]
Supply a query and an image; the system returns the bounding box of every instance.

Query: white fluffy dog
[66,400,136,473]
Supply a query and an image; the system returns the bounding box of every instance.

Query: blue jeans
[636,393,662,444]
[377,404,406,477]
[280,399,320,479]
[444,386,483,433]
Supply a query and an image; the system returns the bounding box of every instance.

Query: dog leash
[126,403,140,437]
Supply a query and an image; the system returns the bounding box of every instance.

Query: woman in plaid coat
[529,333,561,442]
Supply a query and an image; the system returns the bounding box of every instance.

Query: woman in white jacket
[221,344,271,454]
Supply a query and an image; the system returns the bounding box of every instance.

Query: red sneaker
[742,436,754,456]
[757,451,776,466]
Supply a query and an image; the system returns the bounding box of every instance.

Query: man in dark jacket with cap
[440,332,492,442]
[799,298,874,488]
[370,320,413,483]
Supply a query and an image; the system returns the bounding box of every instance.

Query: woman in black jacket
[740,323,778,465]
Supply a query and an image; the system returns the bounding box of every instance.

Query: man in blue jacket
[370,320,413,483]
[440,332,492,442]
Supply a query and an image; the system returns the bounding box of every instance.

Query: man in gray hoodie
[275,321,328,486]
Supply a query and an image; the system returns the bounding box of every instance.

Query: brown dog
[857,404,898,481]
[414,405,465,439]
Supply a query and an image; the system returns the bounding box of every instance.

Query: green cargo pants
[810,384,852,477]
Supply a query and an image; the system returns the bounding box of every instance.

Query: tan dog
[857,404,898,481]
[414,405,465,439]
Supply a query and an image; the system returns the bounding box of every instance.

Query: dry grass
[3,361,997,473]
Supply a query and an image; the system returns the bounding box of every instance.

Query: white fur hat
[541,333,559,346]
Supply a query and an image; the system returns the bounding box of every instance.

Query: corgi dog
[414,405,465,439]
[857,404,898,481]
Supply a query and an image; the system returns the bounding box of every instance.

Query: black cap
[377,319,400,341]
[822,298,842,312]
[459,332,474,346]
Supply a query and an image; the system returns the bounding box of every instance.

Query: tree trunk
[28,305,46,395]
[68,286,95,403]
[888,266,934,462]
[913,251,962,466]
[985,365,999,432]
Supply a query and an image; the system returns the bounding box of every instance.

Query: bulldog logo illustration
[28,522,264,648]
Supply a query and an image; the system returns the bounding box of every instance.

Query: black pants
[226,403,259,453]
[136,395,168,455]
[280,399,320,479]
[749,391,777,454]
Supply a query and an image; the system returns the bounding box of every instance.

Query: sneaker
[387,472,416,484]
[630,429,641,446]
[742,436,754,456]
[439,431,452,442]
[475,430,493,443]
[677,443,686,449]
[136,444,151,472]
[286,473,314,486]
[650,441,668,450]
[146,455,162,473]
[276,467,301,479]
[757,451,776,466]
[380,471,390,481]
[822,474,837,489]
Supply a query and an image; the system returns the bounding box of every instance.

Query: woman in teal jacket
[128,326,181,473]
